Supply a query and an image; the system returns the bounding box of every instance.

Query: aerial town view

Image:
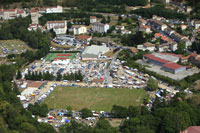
[1,0,200,132]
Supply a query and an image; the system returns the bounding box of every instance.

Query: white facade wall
[195,23,200,29]
[31,12,39,24]
[47,21,67,34]
[161,25,168,31]
[46,6,63,13]
[73,26,87,35]
[92,23,109,33]
[147,47,155,52]
[90,18,97,23]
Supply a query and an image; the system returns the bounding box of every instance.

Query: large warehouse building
[82,45,110,60]
[143,53,186,74]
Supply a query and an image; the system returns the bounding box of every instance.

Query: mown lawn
[44,87,146,111]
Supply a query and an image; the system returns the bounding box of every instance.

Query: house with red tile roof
[90,16,97,23]
[189,52,200,67]
[1,8,27,20]
[139,25,151,34]
[76,35,92,44]
[149,19,167,31]
[180,126,200,133]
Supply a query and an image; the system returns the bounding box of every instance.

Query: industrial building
[82,45,110,60]
[143,53,186,74]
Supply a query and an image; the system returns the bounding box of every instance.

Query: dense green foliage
[147,78,158,91]
[0,65,56,132]
[59,118,118,133]
[80,108,93,119]
[63,71,84,82]
[28,103,49,117]
[132,5,187,20]
[25,71,55,81]
[121,31,147,46]
[191,41,200,54]
[120,94,200,133]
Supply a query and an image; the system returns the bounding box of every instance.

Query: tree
[107,16,111,23]
[127,106,139,118]
[111,105,128,118]
[56,74,62,81]
[66,106,73,117]
[80,108,92,119]
[38,123,56,133]
[147,78,158,91]
[175,42,186,54]
[16,70,22,79]
[20,122,37,133]
[101,17,106,24]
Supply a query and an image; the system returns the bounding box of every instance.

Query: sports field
[44,87,146,111]
[45,53,76,61]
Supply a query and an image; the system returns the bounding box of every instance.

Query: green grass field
[0,40,31,55]
[45,53,76,61]
[44,87,146,111]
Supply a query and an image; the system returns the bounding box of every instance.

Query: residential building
[2,9,17,20]
[90,16,97,23]
[1,8,27,20]
[76,35,92,44]
[189,52,200,67]
[129,47,138,57]
[149,19,167,31]
[169,42,178,51]
[152,15,166,21]
[194,20,200,29]
[0,9,3,19]
[121,30,132,35]
[138,18,147,25]
[170,32,185,42]
[46,5,63,13]
[158,43,170,52]
[181,24,187,30]
[164,0,171,3]
[30,9,39,24]
[183,38,192,48]
[137,42,155,52]
[28,24,42,31]
[186,6,192,13]
[92,22,109,33]
[82,45,110,60]
[72,25,87,35]
[39,8,46,14]
[139,25,151,34]
[115,25,125,31]
[47,20,67,35]
[180,55,190,63]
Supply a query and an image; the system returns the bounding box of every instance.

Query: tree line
[25,71,55,81]
[132,5,187,20]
